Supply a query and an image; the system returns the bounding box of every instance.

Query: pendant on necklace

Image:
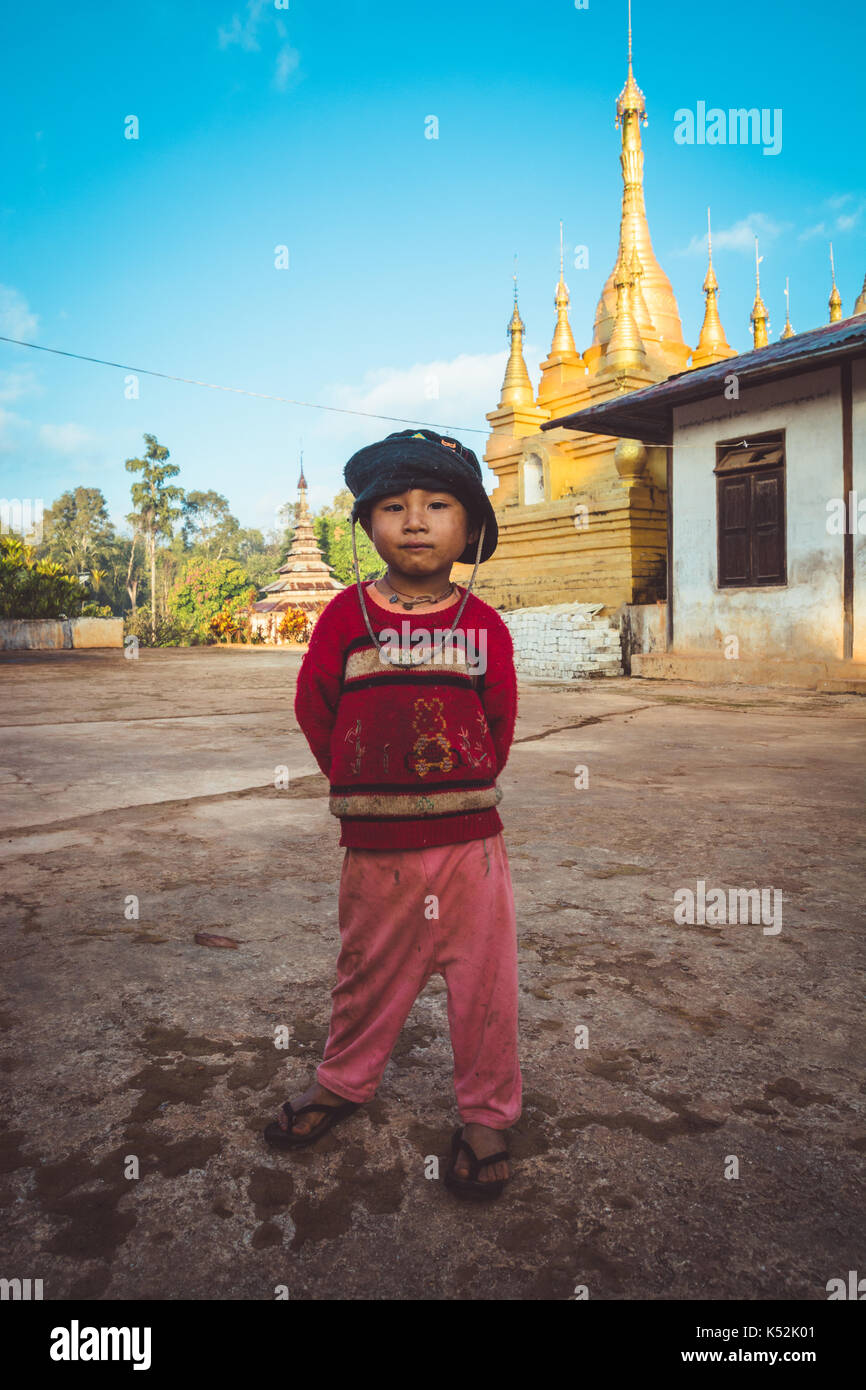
[387,646,420,666]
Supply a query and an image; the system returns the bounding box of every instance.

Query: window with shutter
[715,433,786,587]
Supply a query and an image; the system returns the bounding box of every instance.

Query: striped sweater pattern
[293,583,519,850]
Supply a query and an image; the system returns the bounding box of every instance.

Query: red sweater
[293,581,519,849]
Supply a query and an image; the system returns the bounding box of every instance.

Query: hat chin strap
[351,518,486,657]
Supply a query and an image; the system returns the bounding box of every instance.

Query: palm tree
[125,434,184,643]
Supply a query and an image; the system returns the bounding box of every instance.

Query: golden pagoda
[498,269,539,410]
[780,278,796,339]
[691,209,735,367]
[448,0,866,617]
[829,243,843,322]
[536,223,584,405]
[453,1,688,612]
[606,243,649,374]
[750,237,770,348]
[582,5,690,379]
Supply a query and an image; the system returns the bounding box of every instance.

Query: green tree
[226,526,277,590]
[39,487,115,574]
[227,508,294,600]
[240,547,284,592]
[166,556,254,640]
[99,533,146,615]
[313,486,380,585]
[180,490,241,558]
[235,526,267,562]
[125,434,185,643]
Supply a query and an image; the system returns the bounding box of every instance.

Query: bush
[80,602,114,618]
[124,605,201,648]
[167,557,254,639]
[210,588,258,644]
[0,535,86,619]
[277,606,313,644]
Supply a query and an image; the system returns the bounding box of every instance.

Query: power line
[0,334,489,435]
[0,333,769,457]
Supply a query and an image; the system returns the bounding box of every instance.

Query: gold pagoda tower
[453,5,721,613]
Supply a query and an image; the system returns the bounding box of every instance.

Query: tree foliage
[0,535,87,619]
[19,448,388,644]
[40,487,116,573]
[311,486,380,585]
[166,557,254,639]
[180,490,241,558]
[125,434,184,640]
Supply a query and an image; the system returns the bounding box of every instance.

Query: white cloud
[677,213,788,257]
[797,195,864,240]
[218,0,299,89]
[0,369,39,403]
[0,406,27,454]
[799,221,827,241]
[0,285,39,339]
[317,351,508,448]
[218,0,267,51]
[834,199,863,231]
[39,422,95,454]
[274,43,300,91]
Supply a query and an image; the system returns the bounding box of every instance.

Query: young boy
[264,428,521,1199]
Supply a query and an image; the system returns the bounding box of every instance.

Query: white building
[548,317,866,690]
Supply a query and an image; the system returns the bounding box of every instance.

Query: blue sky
[1,0,864,537]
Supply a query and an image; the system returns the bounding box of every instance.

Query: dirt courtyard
[0,646,863,1301]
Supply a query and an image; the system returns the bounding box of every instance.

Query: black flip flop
[443,1125,510,1201]
[263,1099,360,1150]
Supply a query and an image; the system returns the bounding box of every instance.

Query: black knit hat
[343,427,498,565]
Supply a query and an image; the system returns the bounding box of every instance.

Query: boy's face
[361,488,479,572]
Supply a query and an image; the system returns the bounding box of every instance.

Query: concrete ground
[0,646,863,1301]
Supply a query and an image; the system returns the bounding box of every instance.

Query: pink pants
[317,832,522,1129]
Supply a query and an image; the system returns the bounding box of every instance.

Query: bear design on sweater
[406,696,461,777]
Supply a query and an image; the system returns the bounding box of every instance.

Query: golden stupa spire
[692,207,734,368]
[617,0,646,130]
[627,239,654,339]
[605,238,647,374]
[585,0,688,375]
[498,260,535,407]
[537,223,585,404]
[854,271,866,316]
[829,243,843,322]
[550,220,578,356]
[750,236,769,348]
[780,278,795,338]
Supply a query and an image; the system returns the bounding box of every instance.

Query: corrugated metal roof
[541,315,866,444]
[252,599,320,614]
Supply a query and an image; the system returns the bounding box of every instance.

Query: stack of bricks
[498,602,623,680]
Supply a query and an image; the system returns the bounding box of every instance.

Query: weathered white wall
[0,618,69,650]
[0,617,123,650]
[671,364,852,661]
[620,601,667,657]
